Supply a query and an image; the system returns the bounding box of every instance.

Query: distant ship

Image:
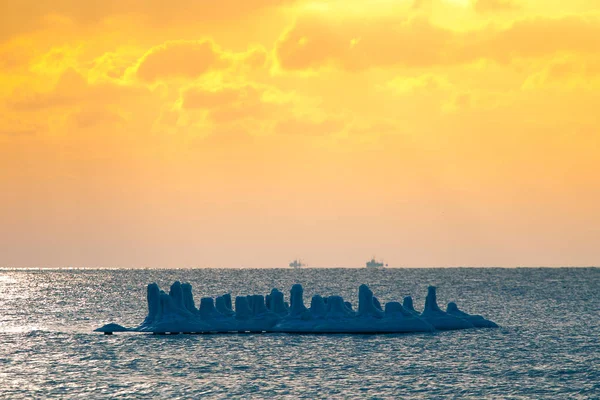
[289,259,306,268]
[366,257,387,268]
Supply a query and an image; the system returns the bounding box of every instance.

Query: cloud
[4,68,150,138]
[136,40,229,82]
[231,47,268,69]
[412,0,429,10]
[274,118,343,136]
[183,88,242,109]
[88,50,140,81]
[522,57,600,90]
[72,108,126,129]
[182,85,261,110]
[0,128,37,137]
[275,14,600,71]
[276,16,451,71]
[474,0,519,13]
[0,40,36,71]
[9,68,147,111]
[178,83,302,129]
[134,41,268,82]
[0,110,41,137]
[468,16,600,62]
[386,74,450,94]
[173,83,340,139]
[0,0,297,42]
[208,98,276,124]
[442,92,473,113]
[8,69,87,110]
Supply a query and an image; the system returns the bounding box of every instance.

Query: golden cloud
[208,98,277,124]
[474,0,519,13]
[4,68,151,138]
[274,118,344,136]
[8,69,88,111]
[71,108,126,129]
[522,56,600,90]
[276,14,600,71]
[0,0,296,42]
[276,16,450,71]
[134,41,268,83]
[468,16,600,62]
[182,85,263,110]
[386,74,451,94]
[183,88,242,109]
[9,68,147,111]
[135,40,229,82]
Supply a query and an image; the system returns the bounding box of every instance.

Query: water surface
[0,268,598,398]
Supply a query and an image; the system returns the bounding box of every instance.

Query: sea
[0,268,598,399]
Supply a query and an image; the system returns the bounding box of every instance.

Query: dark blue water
[1,268,598,398]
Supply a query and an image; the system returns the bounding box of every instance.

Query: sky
[0,0,599,268]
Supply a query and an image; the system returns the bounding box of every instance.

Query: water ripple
[0,268,598,398]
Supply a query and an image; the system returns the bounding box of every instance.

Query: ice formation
[95,283,498,334]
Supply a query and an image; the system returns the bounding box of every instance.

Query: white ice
[95,282,498,334]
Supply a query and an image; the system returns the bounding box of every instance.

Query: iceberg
[446,302,499,328]
[215,295,235,316]
[420,286,474,330]
[94,322,129,334]
[95,282,497,335]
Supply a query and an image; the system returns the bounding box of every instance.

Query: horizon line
[1,265,598,270]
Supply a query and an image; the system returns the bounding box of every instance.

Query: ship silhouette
[366,257,387,268]
[289,259,306,268]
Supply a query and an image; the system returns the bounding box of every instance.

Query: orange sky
[1,0,599,267]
